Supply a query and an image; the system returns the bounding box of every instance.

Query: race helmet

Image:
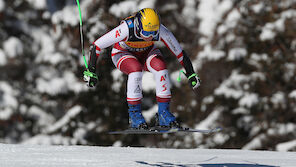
[134,8,160,38]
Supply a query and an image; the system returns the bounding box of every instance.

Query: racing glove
[84,44,99,87]
[83,68,98,87]
[186,73,201,90]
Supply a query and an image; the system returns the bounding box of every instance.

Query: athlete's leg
[145,47,171,102]
[145,47,178,127]
[111,45,147,129]
[112,44,144,104]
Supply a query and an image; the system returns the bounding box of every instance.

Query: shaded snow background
[0,0,295,151]
[1,144,296,167]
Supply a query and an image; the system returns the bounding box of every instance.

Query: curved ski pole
[177,70,186,82]
[76,0,88,70]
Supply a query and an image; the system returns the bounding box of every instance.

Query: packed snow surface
[0,144,295,167]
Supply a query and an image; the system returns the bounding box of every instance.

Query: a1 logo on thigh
[160,74,167,81]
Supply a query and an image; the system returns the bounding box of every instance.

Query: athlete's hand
[187,73,201,90]
[83,70,98,87]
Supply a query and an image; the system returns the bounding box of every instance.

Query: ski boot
[128,104,148,130]
[155,102,180,129]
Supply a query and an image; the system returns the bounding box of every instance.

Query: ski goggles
[140,29,159,38]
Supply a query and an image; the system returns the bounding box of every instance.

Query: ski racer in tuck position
[84,8,201,130]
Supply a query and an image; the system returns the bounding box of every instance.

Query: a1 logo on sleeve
[115,29,121,38]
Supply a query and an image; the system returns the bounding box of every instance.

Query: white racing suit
[91,16,193,104]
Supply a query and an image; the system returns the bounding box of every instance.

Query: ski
[109,127,222,135]
[109,128,176,134]
[176,127,222,134]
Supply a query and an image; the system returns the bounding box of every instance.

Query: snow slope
[0,144,295,167]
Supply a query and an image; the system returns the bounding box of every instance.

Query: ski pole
[177,70,185,82]
[76,0,89,70]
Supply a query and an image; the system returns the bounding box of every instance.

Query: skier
[84,8,200,130]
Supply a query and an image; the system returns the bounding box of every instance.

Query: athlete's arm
[159,24,200,89]
[159,24,194,75]
[84,22,129,87]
